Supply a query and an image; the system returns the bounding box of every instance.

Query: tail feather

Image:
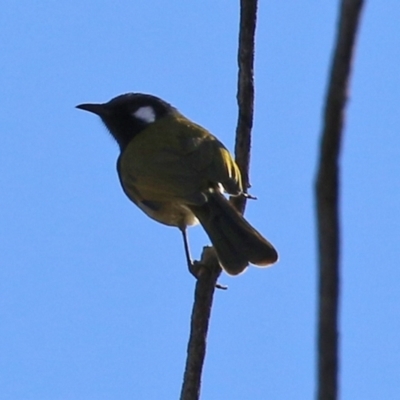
[189,192,278,275]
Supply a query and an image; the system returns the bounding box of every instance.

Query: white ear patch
[133,106,156,123]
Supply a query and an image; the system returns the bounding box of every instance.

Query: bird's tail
[189,192,278,275]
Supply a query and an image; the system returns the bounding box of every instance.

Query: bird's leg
[179,228,227,290]
[180,227,197,278]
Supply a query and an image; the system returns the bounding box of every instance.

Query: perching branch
[180,2,258,399]
[315,1,364,399]
[179,249,221,400]
[231,0,258,214]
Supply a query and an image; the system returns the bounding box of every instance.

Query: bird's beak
[76,103,108,116]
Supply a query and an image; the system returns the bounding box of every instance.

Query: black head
[76,93,175,150]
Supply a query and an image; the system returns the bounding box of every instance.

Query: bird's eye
[132,106,156,123]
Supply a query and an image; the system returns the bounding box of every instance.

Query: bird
[76,93,278,275]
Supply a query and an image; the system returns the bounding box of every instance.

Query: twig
[315,1,364,399]
[231,0,258,214]
[179,2,258,399]
[180,249,221,400]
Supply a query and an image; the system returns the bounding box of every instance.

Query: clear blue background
[1,1,399,399]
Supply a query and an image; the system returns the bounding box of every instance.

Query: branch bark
[315,1,364,399]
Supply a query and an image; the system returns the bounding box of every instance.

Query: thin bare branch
[231,0,258,214]
[315,1,364,399]
[179,250,221,400]
[179,2,258,399]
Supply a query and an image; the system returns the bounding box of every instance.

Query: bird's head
[76,93,175,150]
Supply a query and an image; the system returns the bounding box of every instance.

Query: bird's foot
[189,248,227,290]
[242,192,257,200]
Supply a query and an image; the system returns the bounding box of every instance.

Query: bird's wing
[117,114,242,204]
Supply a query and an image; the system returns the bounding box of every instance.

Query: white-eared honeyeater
[76,93,278,275]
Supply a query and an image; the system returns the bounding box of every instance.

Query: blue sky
[1,1,399,399]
